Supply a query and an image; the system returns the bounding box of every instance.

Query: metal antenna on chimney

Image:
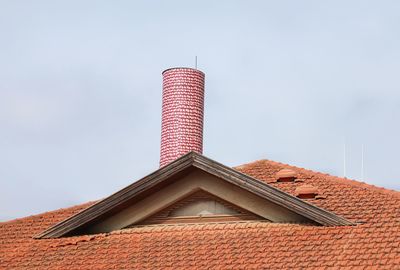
[343,142,347,178]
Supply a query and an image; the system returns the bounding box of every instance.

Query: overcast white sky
[1,1,399,221]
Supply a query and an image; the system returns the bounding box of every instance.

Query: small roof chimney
[159,67,205,167]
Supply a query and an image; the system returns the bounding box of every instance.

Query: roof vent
[276,169,297,182]
[295,184,319,199]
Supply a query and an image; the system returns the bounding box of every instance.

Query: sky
[1,1,400,221]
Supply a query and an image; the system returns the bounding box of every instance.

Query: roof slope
[1,159,399,269]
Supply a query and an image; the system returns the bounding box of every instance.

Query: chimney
[160,67,205,167]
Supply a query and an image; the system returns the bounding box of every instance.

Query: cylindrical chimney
[160,67,205,167]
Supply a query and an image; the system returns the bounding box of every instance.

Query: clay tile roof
[1,158,399,269]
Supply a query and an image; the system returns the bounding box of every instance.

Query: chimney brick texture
[160,68,205,167]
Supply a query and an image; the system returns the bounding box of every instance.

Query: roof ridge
[236,159,400,199]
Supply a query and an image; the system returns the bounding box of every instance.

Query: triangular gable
[36,152,353,239]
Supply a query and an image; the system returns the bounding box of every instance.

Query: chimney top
[162,67,205,75]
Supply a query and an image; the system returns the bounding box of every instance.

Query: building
[1,68,399,269]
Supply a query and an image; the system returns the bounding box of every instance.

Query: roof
[36,153,352,239]
[1,157,399,269]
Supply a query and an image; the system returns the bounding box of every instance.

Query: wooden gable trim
[36,152,354,239]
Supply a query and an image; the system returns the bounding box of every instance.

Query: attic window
[169,199,239,217]
[136,190,264,225]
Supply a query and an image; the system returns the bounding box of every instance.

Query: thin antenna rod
[195,56,197,69]
[343,143,346,178]
[361,144,364,181]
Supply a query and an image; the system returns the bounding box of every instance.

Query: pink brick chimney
[160,67,205,167]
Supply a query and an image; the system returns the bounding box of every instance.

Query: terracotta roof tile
[1,160,399,269]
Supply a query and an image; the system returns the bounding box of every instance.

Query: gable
[78,169,311,234]
[36,152,353,238]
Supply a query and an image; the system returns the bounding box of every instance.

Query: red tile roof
[1,159,399,269]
